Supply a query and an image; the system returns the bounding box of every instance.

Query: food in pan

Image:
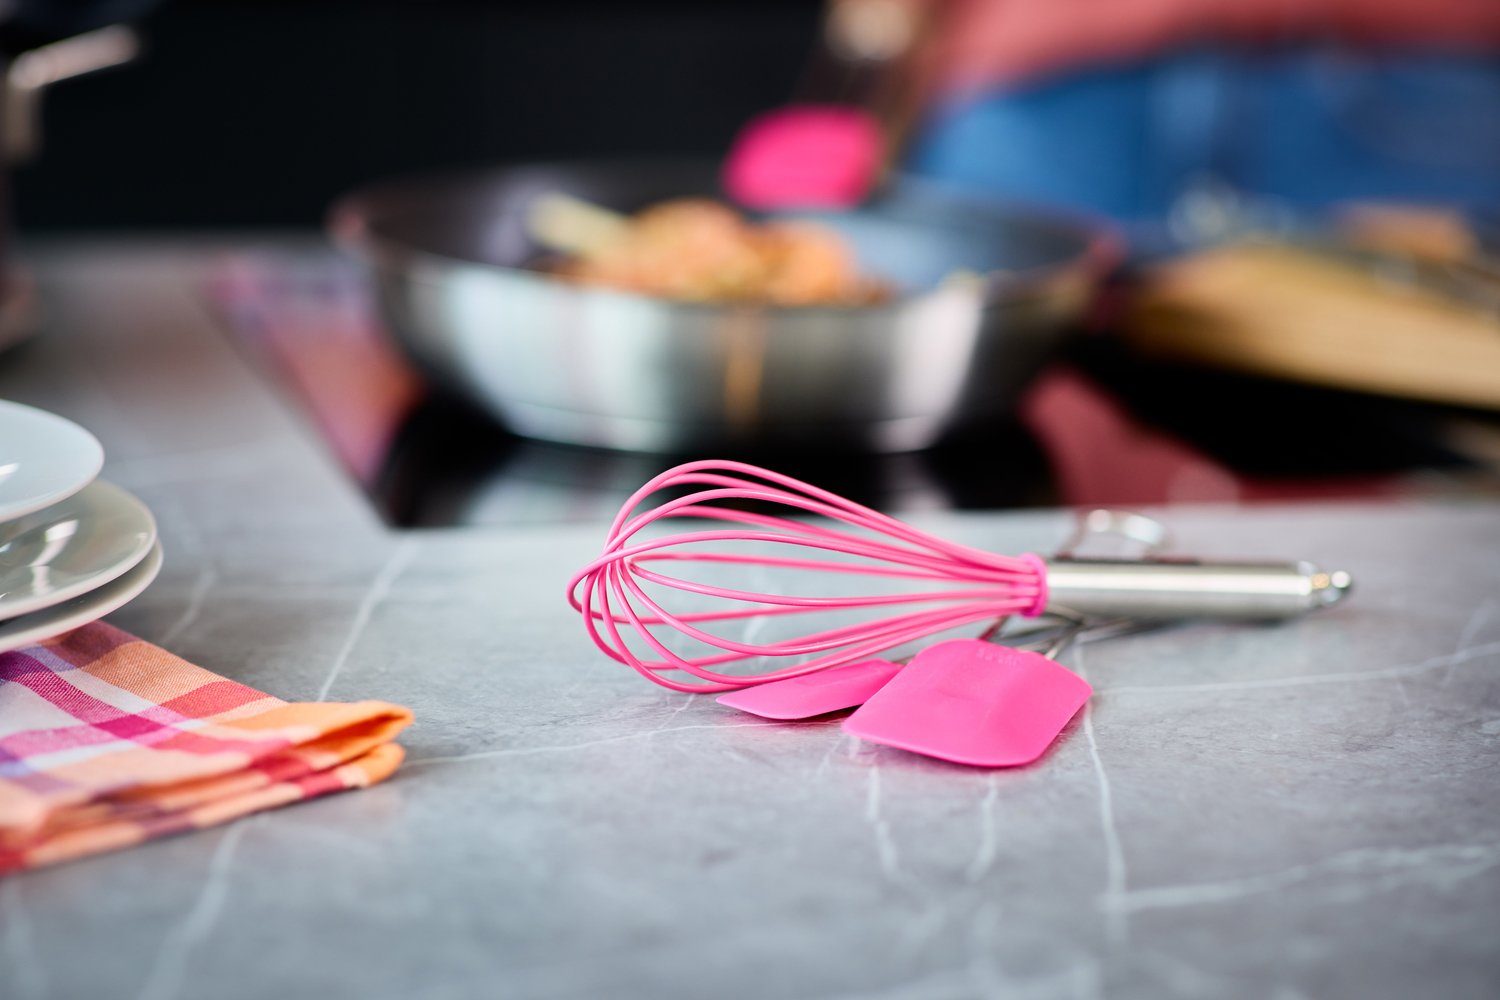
[544,198,891,306]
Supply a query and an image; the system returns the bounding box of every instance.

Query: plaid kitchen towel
[0,622,413,873]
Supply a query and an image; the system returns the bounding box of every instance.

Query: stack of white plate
[0,401,162,655]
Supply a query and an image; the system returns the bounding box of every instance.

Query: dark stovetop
[213,254,1498,527]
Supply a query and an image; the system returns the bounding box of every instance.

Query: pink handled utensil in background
[721,0,939,210]
[723,105,886,210]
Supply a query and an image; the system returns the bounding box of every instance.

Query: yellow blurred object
[1122,242,1500,410]
[527,192,630,260]
[545,198,889,307]
[1335,204,1478,263]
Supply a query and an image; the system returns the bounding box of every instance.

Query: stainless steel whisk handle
[1042,559,1353,620]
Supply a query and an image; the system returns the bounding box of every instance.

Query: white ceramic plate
[0,542,162,655]
[0,480,157,621]
[0,401,104,523]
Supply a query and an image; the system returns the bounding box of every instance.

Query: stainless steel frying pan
[330,160,1119,453]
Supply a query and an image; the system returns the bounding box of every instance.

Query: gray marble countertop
[2,241,1498,1000]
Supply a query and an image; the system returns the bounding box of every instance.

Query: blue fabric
[909,48,1500,223]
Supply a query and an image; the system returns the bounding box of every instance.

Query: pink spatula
[715,657,903,720]
[842,634,1092,768]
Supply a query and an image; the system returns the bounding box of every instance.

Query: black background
[14,0,821,229]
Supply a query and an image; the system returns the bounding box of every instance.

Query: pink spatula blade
[842,640,1092,767]
[716,659,903,720]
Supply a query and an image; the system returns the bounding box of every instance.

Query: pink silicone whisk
[567,460,1352,693]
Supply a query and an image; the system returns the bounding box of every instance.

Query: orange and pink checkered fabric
[0,622,412,873]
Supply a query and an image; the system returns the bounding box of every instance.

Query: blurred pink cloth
[913,0,1500,94]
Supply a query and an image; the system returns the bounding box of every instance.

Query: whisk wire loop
[611,468,1034,573]
[570,460,1048,692]
[615,489,1025,579]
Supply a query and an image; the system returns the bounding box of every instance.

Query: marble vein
[1443,598,1498,689]
[1118,843,1500,913]
[1103,638,1500,697]
[315,539,418,701]
[403,720,779,767]
[131,539,420,1000]
[865,764,903,884]
[652,692,696,731]
[1455,599,1497,653]
[135,821,253,1000]
[814,731,848,777]
[964,772,1000,882]
[157,566,218,647]
[1076,645,1129,954]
